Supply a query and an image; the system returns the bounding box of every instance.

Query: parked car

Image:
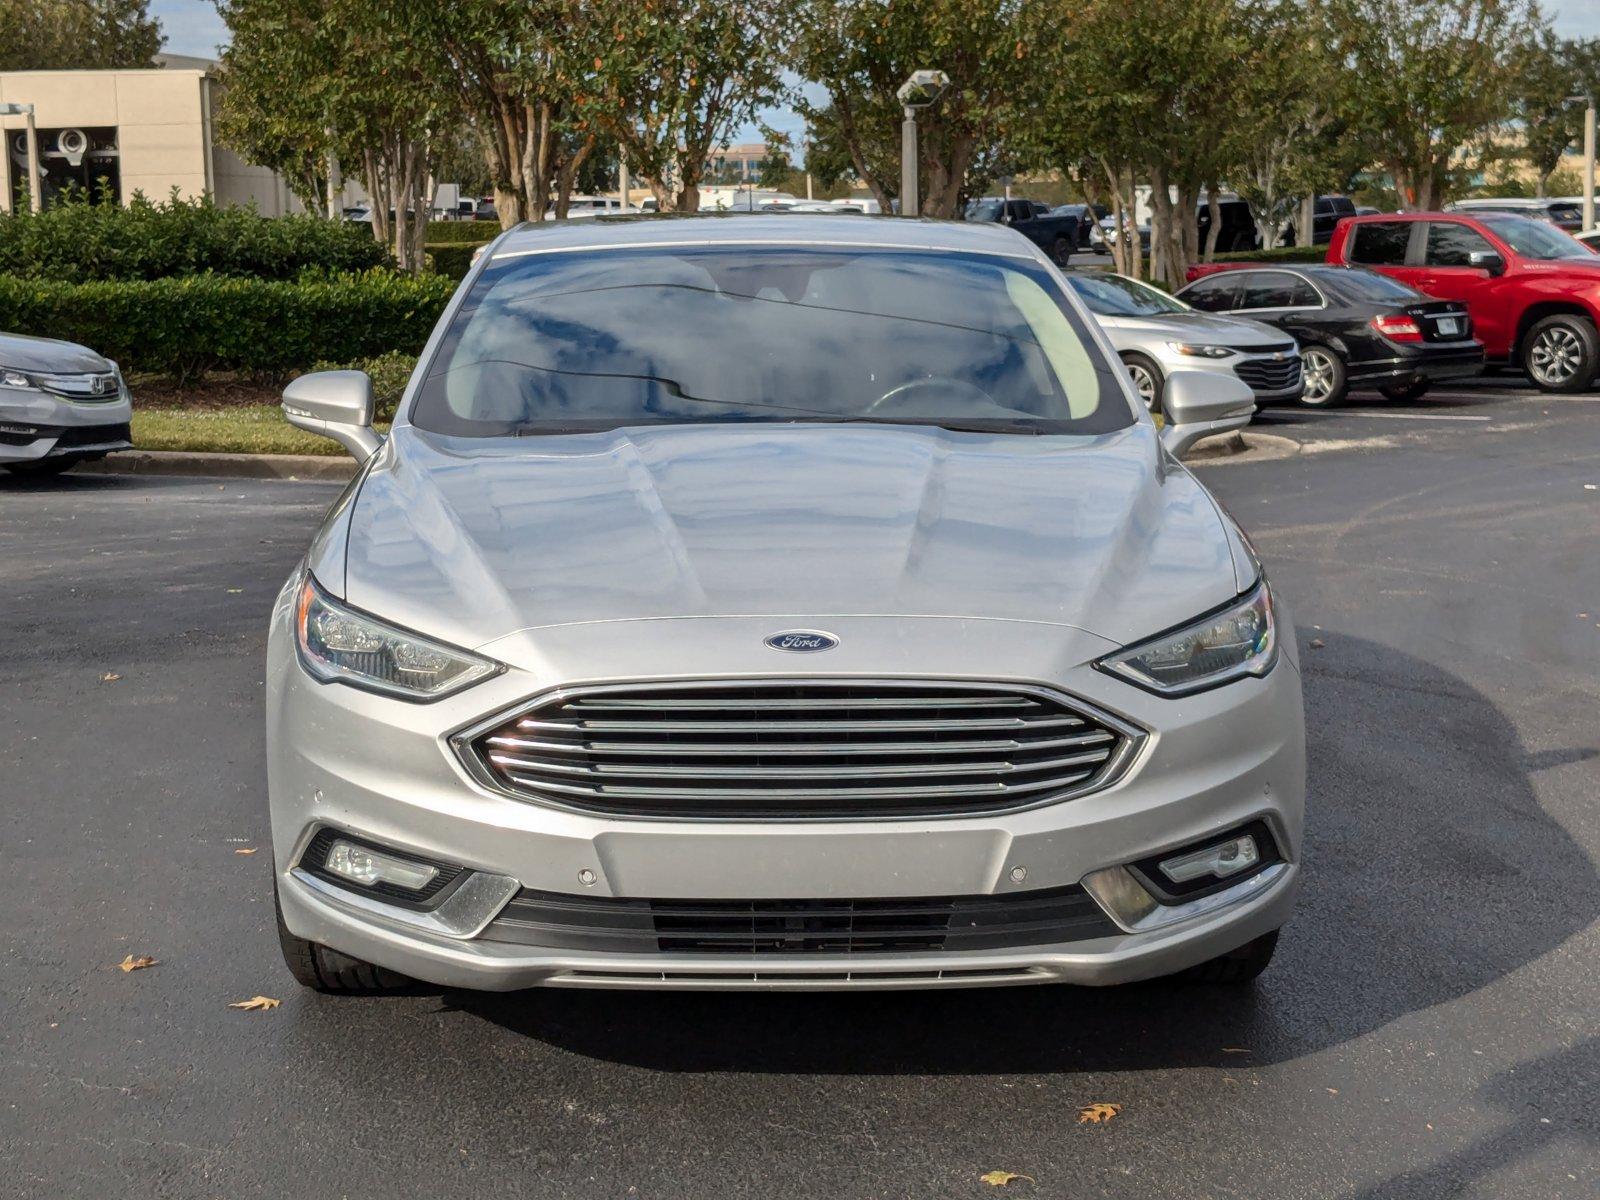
[1445,197,1585,233]
[1577,227,1600,252]
[1326,210,1600,392]
[474,198,498,222]
[830,197,882,214]
[1096,212,1152,253]
[1063,269,1300,412]
[0,332,132,475]
[269,214,1299,996]
[1177,264,1483,405]
[1196,195,1261,253]
[1050,203,1102,250]
[1279,195,1358,246]
[549,195,632,219]
[964,197,1081,264]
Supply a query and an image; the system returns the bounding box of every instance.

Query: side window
[1425,222,1495,267]
[1182,276,1241,312]
[1238,272,1314,309]
[1348,221,1413,265]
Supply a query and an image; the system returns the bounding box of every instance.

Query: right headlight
[1097,580,1276,696]
[1,366,39,390]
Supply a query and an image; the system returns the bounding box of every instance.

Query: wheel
[1048,236,1072,267]
[1122,353,1164,415]
[275,886,412,994]
[1177,930,1280,984]
[1378,379,1430,402]
[2,457,78,476]
[1298,345,1347,406]
[1522,314,1600,393]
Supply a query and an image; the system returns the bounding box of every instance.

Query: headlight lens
[1098,580,1276,695]
[1,366,38,390]
[294,573,500,701]
[1166,343,1235,359]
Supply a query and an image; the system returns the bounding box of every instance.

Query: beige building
[0,57,293,215]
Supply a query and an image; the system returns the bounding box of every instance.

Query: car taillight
[1371,314,1423,343]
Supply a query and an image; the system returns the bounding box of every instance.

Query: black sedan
[1175,265,1484,405]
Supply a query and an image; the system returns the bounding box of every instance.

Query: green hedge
[0,192,390,282]
[425,219,503,243]
[1203,244,1327,264]
[426,241,489,281]
[0,271,453,382]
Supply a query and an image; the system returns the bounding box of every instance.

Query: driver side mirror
[282,370,383,461]
[1468,249,1505,276]
[1158,371,1257,458]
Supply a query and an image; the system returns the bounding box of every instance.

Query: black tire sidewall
[1523,314,1600,394]
[1122,353,1165,416]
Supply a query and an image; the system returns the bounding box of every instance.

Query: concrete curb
[1184,431,1301,466]
[77,450,356,481]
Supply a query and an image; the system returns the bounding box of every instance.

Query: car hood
[0,331,113,374]
[1096,311,1289,346]
[339,422,1241,651]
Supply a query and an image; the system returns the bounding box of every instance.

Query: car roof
[489,213,1038,260]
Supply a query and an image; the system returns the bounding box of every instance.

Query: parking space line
[1266,410,1493,423]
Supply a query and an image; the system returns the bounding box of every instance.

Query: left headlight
[1,366,39,390]
[294,573,501,701]
[1166,343,1235,359]
[1097,580,1276,696]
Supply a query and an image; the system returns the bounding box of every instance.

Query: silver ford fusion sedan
[267,215,1303,995]
[0,332,133,475]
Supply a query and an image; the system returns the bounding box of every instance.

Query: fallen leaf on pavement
[229,995,281,1011]
[227,588,243,594]
[1078,1102,1121,1125]
[979,1170,1033,1187]
[100,672,122,683]
[1308,638,1325,649]
[234,847,258,856]
[118,954,157,972]
[1222,1047,1251,1054]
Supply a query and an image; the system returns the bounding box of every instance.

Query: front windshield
[409,246,1130,438]
[966,200,1003,222]
[1065,272,1188,317]
[1480,216,1589,260]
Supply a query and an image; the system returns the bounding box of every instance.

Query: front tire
[1177,930,1279,984]
[1049,235,1073,267]
[275,887,412,994]
[1299,345,1347,406]
[1522,314,1600,393]
[1122,353,1165,415]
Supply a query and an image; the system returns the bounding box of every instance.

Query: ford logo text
[764,630,840,653]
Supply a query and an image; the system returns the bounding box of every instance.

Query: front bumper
[0,384,133,464]
[267,583,1307,991]
[1148,346,1302,404]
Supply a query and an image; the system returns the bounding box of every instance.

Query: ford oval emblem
[764,630,839,653]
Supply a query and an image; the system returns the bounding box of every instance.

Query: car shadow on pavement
[446,631,1597,1075]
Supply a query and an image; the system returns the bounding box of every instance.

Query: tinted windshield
[1066,272,1188,316]
[410,246,1130,438]
[1480,216,1589,260]
[1324,270,1422,303]
[965,200,1003,222]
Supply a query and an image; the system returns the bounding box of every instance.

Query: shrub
[0,191,390,282]
[1203,244,1327,264]
[310,350,419,422]
[0,270,453,383]
[425,241,489,281]
[425,220,503,244]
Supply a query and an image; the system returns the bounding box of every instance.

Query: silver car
[268,216,1304,995]
[1064,271,1303,411]
[0,332,133,475]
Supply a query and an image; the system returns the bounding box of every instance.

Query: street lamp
[896,70,949,217]
[1569,93,1596,233]
[0,102,42,214]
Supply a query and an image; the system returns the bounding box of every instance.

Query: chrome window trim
[1226,270,1329,313]
[490,238,1040,264]
[448,676,1149,825]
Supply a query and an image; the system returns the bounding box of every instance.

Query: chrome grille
[464,681,1140,819]
[36,371,121,402]
[1234,356,1302,391]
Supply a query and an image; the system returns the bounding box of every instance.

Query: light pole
[895,70,949,217]
[1569,93,1596,232]
[0,102,42,214]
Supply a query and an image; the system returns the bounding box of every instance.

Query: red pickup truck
[1323,212,1600,393]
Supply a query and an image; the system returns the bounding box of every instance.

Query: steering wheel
[865,376,995,416]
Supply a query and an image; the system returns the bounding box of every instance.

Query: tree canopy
[0,0,164,71]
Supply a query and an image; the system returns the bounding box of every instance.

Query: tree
[584,0,790,213]
[0,0,163,71]
[1338,0,1541,210]
[791,0,1064,218]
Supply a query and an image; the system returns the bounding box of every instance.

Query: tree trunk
[1203,183,1223,261]
[552,135,595,219]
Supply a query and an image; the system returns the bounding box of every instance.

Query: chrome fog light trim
[1081,862,1289,933]
[291,867,521,940]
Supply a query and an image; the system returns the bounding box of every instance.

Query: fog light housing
[299,828,464,909]
[1159,834,1259,886]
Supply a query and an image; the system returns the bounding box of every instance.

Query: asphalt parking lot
[2,378,1596,1199]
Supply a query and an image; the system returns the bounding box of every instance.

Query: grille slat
[1234,357,1303,390]
[481,883,1120,954]
[469,681,1136,819]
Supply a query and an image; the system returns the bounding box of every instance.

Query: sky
[153,0,1600,151]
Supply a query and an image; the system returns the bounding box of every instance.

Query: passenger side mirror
[282,370,383,461]
[1158,371,1257,458]
[1468,249,1505,276]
